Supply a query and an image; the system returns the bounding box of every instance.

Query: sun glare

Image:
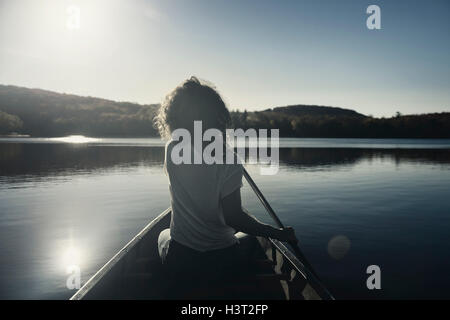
[49,135,100,144]
[66,5,81,30]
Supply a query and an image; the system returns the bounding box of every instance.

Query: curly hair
[154,77,231,139]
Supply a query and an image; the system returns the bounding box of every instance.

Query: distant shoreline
[1,84,449,139]
[0,134,31,138]
[2,135,450,140]
[1,137,450,151]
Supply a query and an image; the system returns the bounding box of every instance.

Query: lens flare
[327,235,351,260]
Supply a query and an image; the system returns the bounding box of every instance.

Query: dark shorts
[159,233,250,298]
[165,239,244,280]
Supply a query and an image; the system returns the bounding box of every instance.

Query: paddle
[242,167,321,280]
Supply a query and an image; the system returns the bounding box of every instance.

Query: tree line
[1,85,449,138]
[230,108,450,138]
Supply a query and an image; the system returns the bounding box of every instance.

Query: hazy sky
[0,0,449,117]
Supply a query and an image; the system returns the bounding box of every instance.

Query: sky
[0,0,449,117]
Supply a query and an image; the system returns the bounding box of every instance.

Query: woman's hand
[222,189,300,243]
[277,226,298,243]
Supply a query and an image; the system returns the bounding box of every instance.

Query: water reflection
[0,141,450,299]
[1,143,450,180]
[0,144,165,180]
[279,148,450,168]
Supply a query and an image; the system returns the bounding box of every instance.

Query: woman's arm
[222,188,298,242]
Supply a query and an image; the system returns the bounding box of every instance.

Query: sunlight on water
[49,135,101,144]
[60,245,83,269]
[0,141,449,299]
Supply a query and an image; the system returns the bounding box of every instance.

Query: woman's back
[164,140,243,252]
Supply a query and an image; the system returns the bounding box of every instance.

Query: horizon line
[1,83,449,118]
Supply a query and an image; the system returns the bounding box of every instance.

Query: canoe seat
[254,273,290,281]
[254,259,276,268]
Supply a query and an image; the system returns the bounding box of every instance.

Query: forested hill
[0,84,449,138]
[231,106,450,138]
[265,105,366,118]
[0,85,159,137]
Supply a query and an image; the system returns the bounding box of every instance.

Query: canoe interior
[71,208,330,300]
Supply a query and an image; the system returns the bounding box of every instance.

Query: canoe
[70,208,333,300]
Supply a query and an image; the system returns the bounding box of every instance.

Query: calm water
[1,137,450,299]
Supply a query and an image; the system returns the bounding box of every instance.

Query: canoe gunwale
[269,238,334,300]
[70,208,171,300]
[70,207,333,300]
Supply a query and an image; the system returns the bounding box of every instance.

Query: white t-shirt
[164,140,243,252]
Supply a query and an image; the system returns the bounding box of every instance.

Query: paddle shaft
[242,167,320,279]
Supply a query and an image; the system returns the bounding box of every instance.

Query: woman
[155,77,297,298]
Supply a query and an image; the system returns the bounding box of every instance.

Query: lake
[0,137,450,299]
